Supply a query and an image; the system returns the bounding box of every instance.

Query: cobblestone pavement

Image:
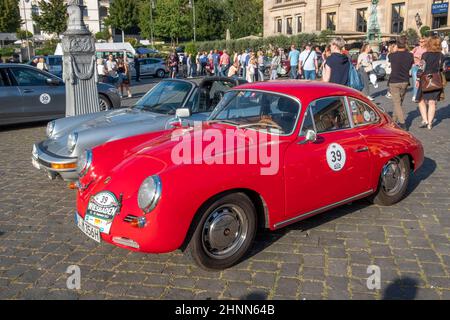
[0,80,449,300]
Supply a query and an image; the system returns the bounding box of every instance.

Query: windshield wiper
[207,119,239,125]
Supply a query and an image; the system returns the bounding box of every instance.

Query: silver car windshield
[209,90,300,135]
[133,81,192,115]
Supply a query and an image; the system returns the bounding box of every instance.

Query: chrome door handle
[355,146,369,153]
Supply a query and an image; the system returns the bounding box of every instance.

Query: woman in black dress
[417,36,445,130]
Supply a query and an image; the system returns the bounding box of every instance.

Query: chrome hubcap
[202,205,248,259]
[381,158,406,196]
[99,98,108,111]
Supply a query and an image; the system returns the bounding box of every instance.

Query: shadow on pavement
[0,120,48,132]
[240,291,268,300]
[406,157,437,197]
[382,277,418,300]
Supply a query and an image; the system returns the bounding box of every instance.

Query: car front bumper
[32,142,78,181]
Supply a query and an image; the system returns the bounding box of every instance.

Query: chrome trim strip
[273,190,374,229]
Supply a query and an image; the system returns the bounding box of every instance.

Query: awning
[136,47,159,54]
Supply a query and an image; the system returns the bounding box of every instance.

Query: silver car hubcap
[202,205,248,259]
[381,158,406,196]
[99,98,108,111]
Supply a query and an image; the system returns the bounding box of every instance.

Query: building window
[297,16,303,33]
[326,12,336,31]
[391,3,405,34]
[356,8,368,32]
[31,5,39,16]
[276,18,282,33]
[275,0,282,4]
[286,17,293,35]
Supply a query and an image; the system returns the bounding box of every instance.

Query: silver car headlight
[77,149,92,177]
[67,132,78,153]
[137,175,162,213]
[46,121,55,137]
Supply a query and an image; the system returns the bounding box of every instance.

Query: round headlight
[46,121,55,137]
[67,132,78,153]
[137,175,162,213]
[77,149,92,177]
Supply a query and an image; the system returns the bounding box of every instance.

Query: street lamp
[21,0,31,61]
[149,0,155,48]
[188,0,196,42]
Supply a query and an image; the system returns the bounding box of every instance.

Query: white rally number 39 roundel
[326,143,346,172]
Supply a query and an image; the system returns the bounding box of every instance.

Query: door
[140,59,150,75]
[8,66,65,120]
[0,68,25,125]
[284,96,372,219]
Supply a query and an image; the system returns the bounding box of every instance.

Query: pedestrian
[256,51,265,81]
[299,43,318,80]
[441,36,448,55]
[322,37,350,85]
[96,58,106,82]
[30,57,39,67]
[270,50,281,80]
[411,38,427,102]
[288,44,300,79]
[388,36,414,130]
[187,53,193,78]
[212,49,220,76]
[220,49,230,77]
[385,42,397,99]
[134,54,141,82]
[417,35,445,130]
[196,52,201,77]
[0,54,3,63]
[227,62,239,79]
[241,50,249,79]
[246,52,257,83]
[36,57,48,72]
[356,43,375,100]
[200,51,208,76]
[168,50,179,79]
[117,58,132,98]
[106,54,119,87]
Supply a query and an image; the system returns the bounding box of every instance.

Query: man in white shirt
[298,43,318,80]
[442,36,449,55]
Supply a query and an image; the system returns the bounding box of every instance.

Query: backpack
[348,64,364,91]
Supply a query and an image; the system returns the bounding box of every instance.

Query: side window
[0,69,10,86]
[309,97,350,133]
[10,68,48,86]
[299,107,314,136]
[186,90,200,113]
[348,98,379,126]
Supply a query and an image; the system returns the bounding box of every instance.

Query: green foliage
[153,0,190,45]
[95,29,111,41]
[402,28,419,47]
[35,39,59,56]
[0,46,16,58]
[125,37,139,47]
[104,0,139,34]
[195,0,226,41]
[419,25,431,37]
[225,0,262,39]
[32,0,67,36]
[0,0,21,32]
[16,29,33,40]
[185,42,197,56]
[138,0,154,40]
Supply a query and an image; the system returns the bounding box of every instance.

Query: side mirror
[176,108,190,118]
[46,78,61,86]
[298,129,317,144]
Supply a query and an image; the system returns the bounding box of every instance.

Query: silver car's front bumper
[32,143,78,181]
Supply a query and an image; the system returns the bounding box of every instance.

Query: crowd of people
[96,54,132,99]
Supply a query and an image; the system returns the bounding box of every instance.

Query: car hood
[42,108,175,157]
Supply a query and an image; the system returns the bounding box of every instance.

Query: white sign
[326,143,346,172]
[39,93,51,104]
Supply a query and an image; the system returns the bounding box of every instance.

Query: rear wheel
[370,156,410,206]
[156,69,166,78]
[187,193,257,270]
[99,94,112,111]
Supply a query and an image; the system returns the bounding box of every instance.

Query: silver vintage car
[32,76,246,181]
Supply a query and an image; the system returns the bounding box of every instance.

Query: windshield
[209,90,300,135]
[133,81,193,114]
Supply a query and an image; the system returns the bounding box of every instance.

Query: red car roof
[234,80,364,102]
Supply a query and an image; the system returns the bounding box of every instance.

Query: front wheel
[370,156,410,206]
[99,95,112,111]
[187,193,257,270]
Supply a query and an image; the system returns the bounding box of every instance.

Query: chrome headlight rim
[137,175,162,214]
[67,132,78,153]
[46,121,55,138]
[77,149,92,177]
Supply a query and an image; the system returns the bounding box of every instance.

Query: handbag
[420,72,443,92]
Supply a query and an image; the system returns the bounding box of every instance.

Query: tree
[32,0,67,37]
[0,0,21,33]
[224,0,262,39]
[419,25,431,37]
[104,0,139,42]
[95,29,111,42]
[402,28,419,47]
[153,0,191,45]
[16,29,33,40]
[195,0,226,41]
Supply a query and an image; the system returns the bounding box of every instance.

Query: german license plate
[76,213,101,243]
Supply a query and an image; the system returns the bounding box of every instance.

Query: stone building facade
[264,0,449,37]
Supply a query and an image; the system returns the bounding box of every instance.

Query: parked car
[443,55,450,81]
[74,81,424,270]
[0,64,120,126]
[32,77,246,181]
[130,57,167,79]
[28,55,63,78]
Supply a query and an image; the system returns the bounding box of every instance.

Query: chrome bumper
[32,143,78,181]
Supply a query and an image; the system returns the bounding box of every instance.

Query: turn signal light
[130,216,147,228]
[68,182,77,189]
[51,162,77,170]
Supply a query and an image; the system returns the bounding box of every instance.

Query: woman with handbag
[417,36,445,130]
[357,44,375,101]
[270,51,281,80]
